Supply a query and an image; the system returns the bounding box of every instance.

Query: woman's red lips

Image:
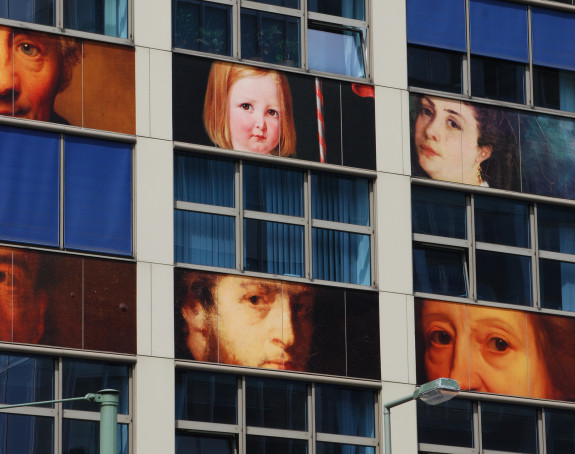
[419,144,440,158]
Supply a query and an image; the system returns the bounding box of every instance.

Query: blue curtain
[312,173,369,226]
[532,7,575,72]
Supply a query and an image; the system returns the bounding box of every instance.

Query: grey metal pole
[95,389,120,454]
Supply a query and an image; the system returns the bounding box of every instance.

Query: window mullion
[469,194,476,301]
[532,203,541,309]
[60,135,65,249]
[309,383,315,454]
[527,5,534,107]
[465,0,472,97]
[236,161,243,271]
[305,170,312,280]
[538,407,546,454]
[475,400,482,454]
[238,376,246,454]
[301,0,308,70]
[234,0,241,59]
[55,356,63,454]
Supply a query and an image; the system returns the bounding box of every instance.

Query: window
[173,0,369,78]
[174,152,373,286]
[418,398,575,454]
[412,185,575,311]
[0,125,133,256]
[0,352,131,454]
[0,0,129,39]
[407,0,575,112]
[175,369,378,454]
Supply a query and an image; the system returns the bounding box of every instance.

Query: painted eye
[240,103,252,111]
[248,294,264,305]
[18,43,40,57]
[429,330,452,346]
[267,109,279,117]
[421,106,433,117]
[489,337,509,352]
[448,119,462,130]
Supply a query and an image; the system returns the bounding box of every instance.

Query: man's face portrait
[180,273,314,371]
[0,26,80,123]
[0,248,47,344]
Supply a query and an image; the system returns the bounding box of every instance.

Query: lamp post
[383,378,460,454]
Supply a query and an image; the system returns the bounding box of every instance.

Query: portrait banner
[175,269,380,380]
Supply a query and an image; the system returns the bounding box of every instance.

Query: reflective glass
[474,195,529,247]
[250,0,299,8]
[175,211,235,268]
[316,443,374,454]
[545,408,575,454]
[308,25,365,78]
[537,204,575,254]
[315,384,375,437]
[176,433,235,454]
[308,0,365,20]
[0,354,53,406]
[413,247,468,297]
[471,55,525,104]
[312,228,370,286]
[174,0,232,55]
[247,435,307,454]
[244,219,304,277]
[64,0,128,38]
[0,0,53,26]
[246,377,307,430]
[417,399,473,447]
[411,186,466,238]
[540,259,575,312]
[241,10,300,67]
[534,66,575,113]
[62,360,130,414]
[175,153,235,207]
[476,250,531,305]
[175,370,237,424]
[0,414,53,454]
[312,173,370,226]
[481,402,537,454]
[244,164,304,216]
[62,420,128,454]
[408,46,463,94]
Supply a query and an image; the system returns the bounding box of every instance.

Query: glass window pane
[308,25,365,78]
[540,259,575,312]
[62,360,130,414]
[315,384,375,437]
[0,354,53,405]
[244,219,304,277]
[0,0,54,25]
[175,211,235,268]
[0,414,53,454]
[545,408,575,454]
[246,377,306,430]
[62,420,128,454]
[413,247,468,297]
[408,46,463,94]
[481,402,537,454]
[474,195,529,247]
[411,186,466,238]
[532,7,575,72]
[175,153,235,207]
[244,164,303,216]
[250,0,299,8]
[417,399,473,447]
[308,0,365,20]
[316,443,374,454]
[241,10,300,67]
[175,370,237,424]
[247,435,307,454]
[476,250,531,305]
[534,66,575,113]
[174,0,232,55]
[537,204,575,254]
[471,55,525,104]
[312,173,370,226]
[312,228,370,286]
[176,433,235,454]
[64,0,128,38]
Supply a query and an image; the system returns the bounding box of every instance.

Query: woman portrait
[415,299,575,402]
[203,61,296,157]
[411,94,520,190]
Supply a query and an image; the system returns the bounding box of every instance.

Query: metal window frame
[174,150,376,288]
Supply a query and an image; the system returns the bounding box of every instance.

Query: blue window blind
[0,126,59,246]
[470,0,528,62]
[406,0,466,52]
[532,7,575,72]
[64,136,132,255]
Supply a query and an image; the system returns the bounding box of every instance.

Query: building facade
[0,0,574,453]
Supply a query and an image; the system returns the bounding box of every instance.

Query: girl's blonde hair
[203,61,296,157]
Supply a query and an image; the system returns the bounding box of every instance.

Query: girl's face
[414,96,491,185]
[420,300,552,398]
[227,74,281,155]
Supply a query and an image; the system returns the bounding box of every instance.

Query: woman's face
[414,96,491,185]
[227,74,281,155]
[420,300,552,398]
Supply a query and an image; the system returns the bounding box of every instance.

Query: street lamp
[383,378,460,454]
